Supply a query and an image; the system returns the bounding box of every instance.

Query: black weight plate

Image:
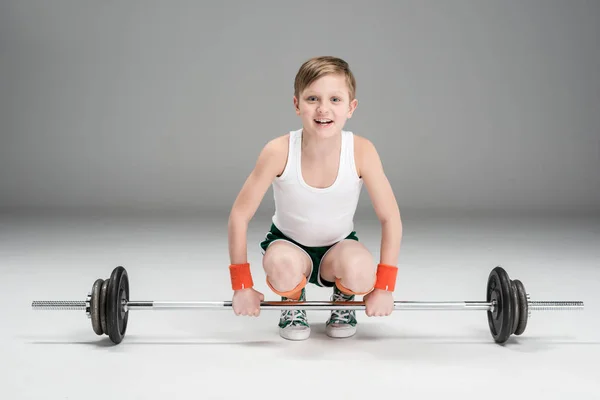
[486,266,514,344]
[513,279,528,335]
[511,281,520,335]
[100,279,109,334]
[106,266,129,344]
[91,279,104,335]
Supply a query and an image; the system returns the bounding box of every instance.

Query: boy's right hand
[232,288,264,316]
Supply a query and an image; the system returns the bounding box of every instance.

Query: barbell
[31,265,584,345]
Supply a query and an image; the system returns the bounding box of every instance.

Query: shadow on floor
[21,323,597,355]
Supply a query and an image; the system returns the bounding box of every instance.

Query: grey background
[3,3,600,397]
[1,0,599,217]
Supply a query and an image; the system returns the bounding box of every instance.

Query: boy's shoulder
[351,133,382,177]
[352,133,372,148]
[262,132,290,155]
[354,131,380,144]
[255,133,290,177]
[352,133,377,158]
[271,132,291,145]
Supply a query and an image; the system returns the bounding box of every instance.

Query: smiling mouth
[314,119,333,126]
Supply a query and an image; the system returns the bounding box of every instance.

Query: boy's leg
[262,240,313,341]
[319,239,377,338]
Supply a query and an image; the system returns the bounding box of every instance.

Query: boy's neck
[301,128,342,159]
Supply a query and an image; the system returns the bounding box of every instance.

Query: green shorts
[259,223,359,287]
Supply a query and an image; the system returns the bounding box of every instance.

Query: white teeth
[316,119,332,123]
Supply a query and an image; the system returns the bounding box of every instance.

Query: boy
[227,56,402,340]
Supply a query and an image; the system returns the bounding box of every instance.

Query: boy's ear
[293,96,300,115]
[348,98,358,118]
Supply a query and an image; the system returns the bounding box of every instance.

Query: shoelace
[329,292,354,323]
[281,309,307,325]
[329,309,351,323]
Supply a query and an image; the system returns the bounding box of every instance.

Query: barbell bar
[31,265,584,345]
[31,300,582,312]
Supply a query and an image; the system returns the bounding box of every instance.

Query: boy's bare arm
[356,136,403,266]
[228,135,288,265]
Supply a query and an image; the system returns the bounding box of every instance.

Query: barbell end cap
[86,293,92,318]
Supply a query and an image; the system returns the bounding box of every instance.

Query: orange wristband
[374,263,398,292]
[229,263,254,290]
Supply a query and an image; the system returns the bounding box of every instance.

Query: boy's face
[293,73,358,138]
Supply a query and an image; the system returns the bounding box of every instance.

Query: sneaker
[279,287,310,341]
[325,285,357,338]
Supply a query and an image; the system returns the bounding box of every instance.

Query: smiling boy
[228,56,402,340]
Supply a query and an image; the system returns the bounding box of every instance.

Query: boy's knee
[263,245,308,292]
[336,258,376,294]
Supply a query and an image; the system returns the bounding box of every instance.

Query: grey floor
[2,210,599,399]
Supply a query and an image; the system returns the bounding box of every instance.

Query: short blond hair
[294,56,356,101]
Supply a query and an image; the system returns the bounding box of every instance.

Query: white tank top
[271,128,363,247]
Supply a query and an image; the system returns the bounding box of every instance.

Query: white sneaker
[325,286,357,338]
[278,288,310,341]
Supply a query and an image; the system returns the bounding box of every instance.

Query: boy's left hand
[363,289,394,316]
